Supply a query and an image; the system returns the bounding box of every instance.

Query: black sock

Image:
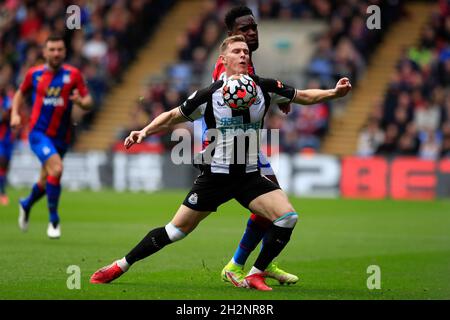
[254,224,294,272]
[125,227,172,265]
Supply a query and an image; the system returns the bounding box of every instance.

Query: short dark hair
[225,5,254,31]
[45,34,65,45]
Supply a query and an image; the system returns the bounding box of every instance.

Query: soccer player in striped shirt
[212,5,298,285]
[11,35,93,239]
[90,35,351,290]
[0,87,14,205]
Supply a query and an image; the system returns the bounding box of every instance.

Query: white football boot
[18,202,29,232]
[47,223,61,239]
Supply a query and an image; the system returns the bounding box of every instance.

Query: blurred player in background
[212,5,297,285]
[0,87,14,205]
[10,34,93,239]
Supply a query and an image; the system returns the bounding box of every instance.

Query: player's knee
[165,222,187,242]
[49,164,63,178]
[273,212,298,229]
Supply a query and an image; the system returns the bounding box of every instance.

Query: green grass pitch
[0,189,449,300]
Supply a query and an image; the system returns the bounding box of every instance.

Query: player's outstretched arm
[293,77,352,105]
[10,90,25,128]
[124,107,186,149]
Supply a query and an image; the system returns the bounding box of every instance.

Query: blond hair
[220,35,246,54]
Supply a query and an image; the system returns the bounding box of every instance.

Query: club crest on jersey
[63,74,71,84]
[276,80,284,89]
[188,193,198,205]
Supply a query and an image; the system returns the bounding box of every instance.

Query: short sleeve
[74,69,89,97]
[19,69,34,94]
[178,81,222,121]
[256,76,296,102]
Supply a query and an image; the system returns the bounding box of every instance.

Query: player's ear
[220,54,227,66]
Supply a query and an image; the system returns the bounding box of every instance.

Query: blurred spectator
[357,117,385,157]
[376,123,399,156]
[117,0,405,153]
[440,121,450,157]
[418,129,442,160]
[361,2,449,159]
[0,0,176,145]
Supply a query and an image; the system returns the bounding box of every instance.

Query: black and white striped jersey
[178,74,296,175]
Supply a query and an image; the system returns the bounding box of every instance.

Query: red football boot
[244,273,272,291]
[90,261,124,284]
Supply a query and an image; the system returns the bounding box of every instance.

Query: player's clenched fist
[10,113,21,129]
[124,130,146,149]
[334,77,352,97]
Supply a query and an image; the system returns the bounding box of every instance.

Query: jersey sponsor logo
[44,86,64,107]
[188,192,198,205]
[219,116,243,127]
[217,117,261,133]
[43,97,64,107]
[46,87,61,97]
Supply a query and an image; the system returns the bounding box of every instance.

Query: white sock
[116,257,130,272]
[248,266,264,276]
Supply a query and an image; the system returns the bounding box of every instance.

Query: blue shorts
[0,139,13,161]
[29,131,68,164]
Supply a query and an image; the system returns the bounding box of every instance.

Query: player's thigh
[170,205,211,234]
[29,131,59,165]
[248,189,295,222]
[234,173,281,216]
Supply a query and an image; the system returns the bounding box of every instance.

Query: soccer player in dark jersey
[90,35,351,291]
[11,34,93,239]
[0,87,14,205]
[212,5,298,285]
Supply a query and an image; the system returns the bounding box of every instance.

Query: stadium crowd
[0,0,175,145]
[357,2,450,159]
[128,0,404,154]
[3,0,447,158]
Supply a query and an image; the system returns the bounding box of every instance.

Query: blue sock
[232,217,267,266]
[46,176,61,226]
[21,182,46,211]
[0,172,5,194]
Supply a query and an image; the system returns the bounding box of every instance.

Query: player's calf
[248,212,298,285]
[91,222,187,284]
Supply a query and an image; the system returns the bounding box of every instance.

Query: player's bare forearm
[293,89,336,105]
[143,108,186,135]
[10,90,24,127]
[124,107,186,149]
[293,77,352,105]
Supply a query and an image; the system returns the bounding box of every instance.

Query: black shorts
[182,171,281,212]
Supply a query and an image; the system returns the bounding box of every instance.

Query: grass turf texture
[0,189,449,300]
